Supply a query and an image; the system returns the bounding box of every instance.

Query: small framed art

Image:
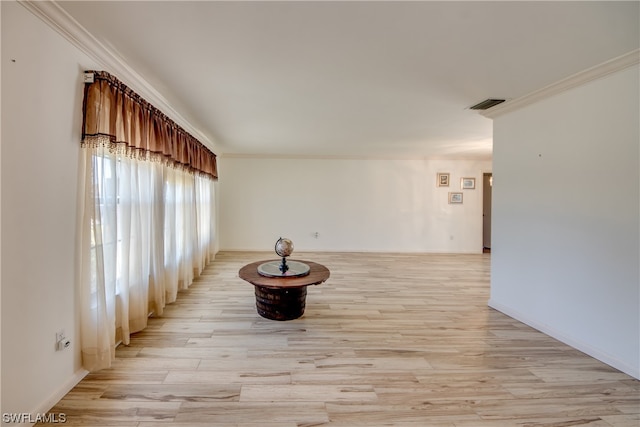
[448,192,463,204]
[461,177,476,190]
[437,173,450,187]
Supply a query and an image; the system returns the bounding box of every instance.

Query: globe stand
[279,257,289,274]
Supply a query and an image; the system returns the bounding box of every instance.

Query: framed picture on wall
[448,192,463,204]
[437,173,450,187]
[461,177,476,189]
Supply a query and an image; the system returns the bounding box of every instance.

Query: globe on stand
[257,238,310,278]
[275,237,294,273]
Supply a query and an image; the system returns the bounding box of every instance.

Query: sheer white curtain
[78,70,217,372]
[78,142,217,371]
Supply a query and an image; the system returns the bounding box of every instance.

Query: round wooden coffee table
[239,260,330,321]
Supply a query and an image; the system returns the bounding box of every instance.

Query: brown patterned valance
[82,71,217,179]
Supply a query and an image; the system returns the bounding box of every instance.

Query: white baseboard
[488,299,639,380]
[27,368,89,425]
[219,248,484,254]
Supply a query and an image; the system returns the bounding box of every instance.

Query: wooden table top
[239,259,330,289]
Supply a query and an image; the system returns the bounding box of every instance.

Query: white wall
[219,157,491,253]
[490,64,640,378]
[1,1,98,417]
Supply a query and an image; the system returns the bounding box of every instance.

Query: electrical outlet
[56,330,70,351]
[57,338,71,351]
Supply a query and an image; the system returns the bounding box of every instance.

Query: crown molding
[18,0,217,150]
[220,152,492,162]
[482,49,640,119]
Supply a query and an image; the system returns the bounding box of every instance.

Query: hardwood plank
[174,402,329,424]
[240,384,378,402]
[100,384,241,402]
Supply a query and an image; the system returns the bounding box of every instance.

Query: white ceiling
[56,1,639,159]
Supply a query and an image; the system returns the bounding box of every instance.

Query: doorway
[483,173,492,253]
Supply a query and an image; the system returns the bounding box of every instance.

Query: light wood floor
[43,251,639,426]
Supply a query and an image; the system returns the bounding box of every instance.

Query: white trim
[488,299,640,380]
[29,368,89,426]
[220,249,485,255]
[18,0,217,151]
[482,49,640,119]
[221,152,492,161]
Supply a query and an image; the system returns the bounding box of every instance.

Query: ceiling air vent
[469,98,506,110]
